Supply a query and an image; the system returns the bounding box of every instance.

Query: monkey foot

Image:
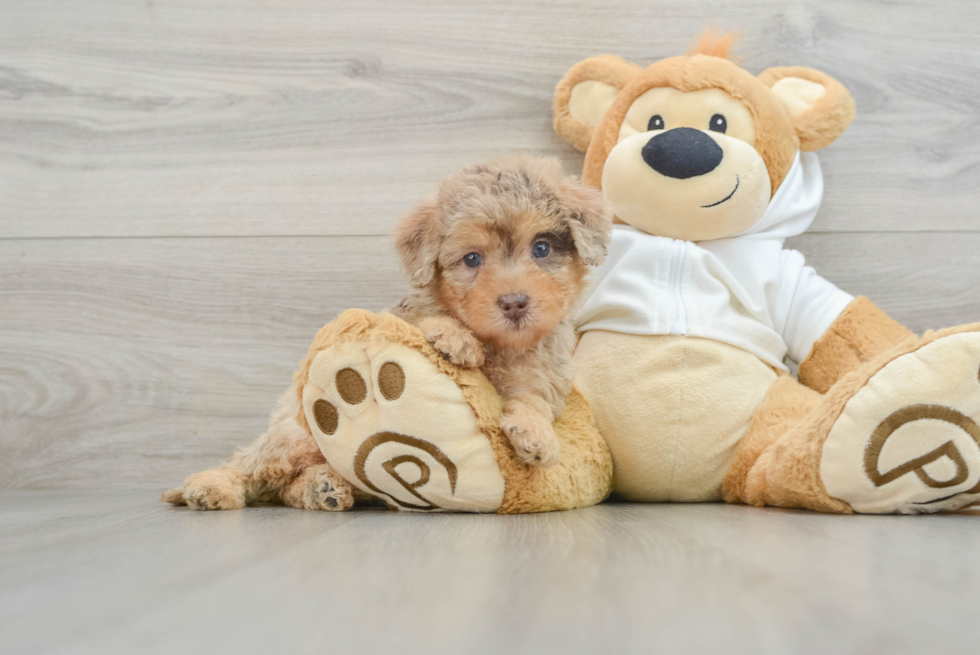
[821,327,980,513]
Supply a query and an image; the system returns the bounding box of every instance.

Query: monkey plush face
[553,39,856,241]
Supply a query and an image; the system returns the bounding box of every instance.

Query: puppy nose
[641,127,723,179]
[498,293,529,320]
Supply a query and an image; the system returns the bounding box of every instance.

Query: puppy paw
[500,413,561,467]
[287,464,355,511]
[421,318,485,368]
[166,468,246,510]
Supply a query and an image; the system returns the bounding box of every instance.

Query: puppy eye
[463,252,482,268]
[532,240,551,259]
[647,115,665,131]
[709,114,727,133]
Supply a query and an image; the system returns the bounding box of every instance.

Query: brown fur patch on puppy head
[394,155,612,350]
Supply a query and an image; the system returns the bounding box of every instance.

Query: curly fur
[393,155,612,465]
[161,389,366,511]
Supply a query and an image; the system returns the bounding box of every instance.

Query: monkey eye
[532,240,551,259]
[463,252,482,268]
[709,114,727,134]
[647,114,665,131]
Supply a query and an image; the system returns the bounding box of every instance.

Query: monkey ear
[554,55,643,152]
[560,181,613,266]
[394,197,443,288]
[758,66,856,151]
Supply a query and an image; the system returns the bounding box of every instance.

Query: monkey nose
[497,293,530,320]
[642,127,723,179]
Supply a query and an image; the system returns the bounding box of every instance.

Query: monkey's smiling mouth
[701,176,739,208]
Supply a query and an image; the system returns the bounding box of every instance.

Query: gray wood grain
[0,236,408,489]
[1,233,977,490]
[1,491,978,655]
[2,0,980,238]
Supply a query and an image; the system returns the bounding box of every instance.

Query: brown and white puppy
[162,156,610,512]
[392,155,611,466]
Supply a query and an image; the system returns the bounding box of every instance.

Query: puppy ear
[554,55,643,152]
[394,197,443,288]
[758,66,856,151]
[561,182,613,266]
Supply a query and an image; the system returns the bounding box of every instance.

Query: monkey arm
[772,248,855,368]
[797,296,917,393]
[771,247,917,391]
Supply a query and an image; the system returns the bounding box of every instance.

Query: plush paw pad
[302,339,505,512]
[821,331,980,513]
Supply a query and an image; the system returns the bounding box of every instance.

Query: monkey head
[553,33,856,241]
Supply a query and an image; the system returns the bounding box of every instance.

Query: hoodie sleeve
[772,248,854,365]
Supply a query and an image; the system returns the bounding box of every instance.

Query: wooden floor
[3,0,980,652]
[1,491,978,655]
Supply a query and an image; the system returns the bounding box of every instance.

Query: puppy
[163,156,610,511]
[392,155,611,466]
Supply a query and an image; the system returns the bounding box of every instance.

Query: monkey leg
[725,323,980,514]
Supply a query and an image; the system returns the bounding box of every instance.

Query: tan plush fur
[294,309,614,513]
[391,156,611,466]
[553,55,644,152]
[735,321,980,513]
[687,28,739,59]
[758,67,857,152]
[721,375,822,504]
[575,332,777,502]
[798,295,917,394]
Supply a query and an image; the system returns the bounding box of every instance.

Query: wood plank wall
[2,0,978,489]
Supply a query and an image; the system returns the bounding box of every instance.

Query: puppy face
[395,156,611,350]
[438,208,584,350]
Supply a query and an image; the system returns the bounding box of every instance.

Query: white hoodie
[574,152,853,371]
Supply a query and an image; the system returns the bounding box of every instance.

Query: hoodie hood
[731,150,823,242]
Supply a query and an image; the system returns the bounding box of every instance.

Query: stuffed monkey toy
[553,32,980,513]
